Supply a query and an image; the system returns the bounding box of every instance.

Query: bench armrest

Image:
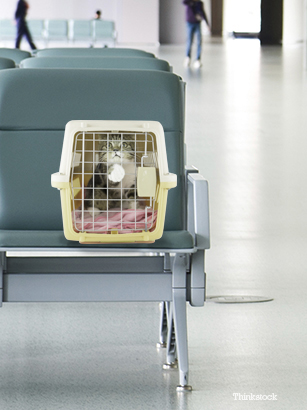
[186,169,210,250]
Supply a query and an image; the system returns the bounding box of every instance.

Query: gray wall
[159,0,212,44]
[159,0,186,44]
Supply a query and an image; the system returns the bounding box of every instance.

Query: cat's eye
[122,142,128,148]
[108,142,113,148]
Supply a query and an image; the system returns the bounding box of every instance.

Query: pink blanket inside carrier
[73,208,157,234]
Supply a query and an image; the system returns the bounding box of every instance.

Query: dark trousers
[15,20,36,50]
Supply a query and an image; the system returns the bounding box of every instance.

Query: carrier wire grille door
[52,121,177,243]
[72,131,157,234]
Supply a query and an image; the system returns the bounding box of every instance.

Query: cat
[84,133,141,216]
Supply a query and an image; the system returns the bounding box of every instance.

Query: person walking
[183,0,210,68]
[15,0,36,50]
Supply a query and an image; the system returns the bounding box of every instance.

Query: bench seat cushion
[0,230,194,250]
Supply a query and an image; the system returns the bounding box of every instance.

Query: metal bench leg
[157,301,168,348]
[163,301,178,369]
[171,253,192,392]
[173,288,192,391]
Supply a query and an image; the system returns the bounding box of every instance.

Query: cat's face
[97,134,136,164]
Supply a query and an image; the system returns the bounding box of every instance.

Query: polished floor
[1,39,307,409]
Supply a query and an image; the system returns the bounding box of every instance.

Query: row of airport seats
[0,19,116,46]
[0,47,172,71]
[0,46,210,391]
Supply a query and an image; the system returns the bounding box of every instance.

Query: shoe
[194,59,202,69]
[184,57,191,67]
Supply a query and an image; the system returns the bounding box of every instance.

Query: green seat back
[0,48,31,64]
[0,68,185,232]
[93,20,115,40]
[70,20,92,40]
[27,20,45,40]
[45,20,68,40]
[36,47,155,58]
[0,57,15,69]
[0,20,15,39]
[20,56,171,71]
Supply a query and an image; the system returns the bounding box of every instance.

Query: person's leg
[185,22,195,66]
[23,22,37,50]
[195,22,202,61]
[15,21,24,49]
[186,22,195,58]
[193,22,202,68]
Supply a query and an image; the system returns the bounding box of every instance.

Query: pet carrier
[51,120,177,243]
